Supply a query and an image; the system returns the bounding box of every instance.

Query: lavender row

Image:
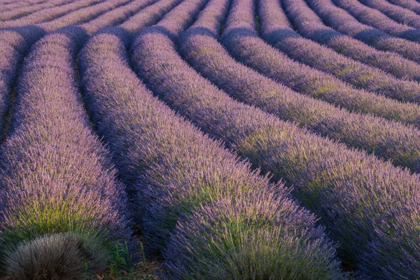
[0,0,74,21]
[0,26,45,138]
[132,0,420,278]
[180,2,420,174]
[81,0,158,35]
[0,0,47,4]
[387,0,420,14]
[258,0,420,104]
[38,0,132,32]
[120,0,182,34]
[80,19,343,280]
[332,0,420,42]
[0,0,134,141]
[0,27,134,279]
[0,0,48,12]
[0,0,104,28]
[304,0,420,63]
[282,0,420,83]
[214,4,420,126]
[359,0,420,27]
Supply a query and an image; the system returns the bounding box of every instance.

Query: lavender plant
[305,0,420,64]
[131,0,420,277]
[79,23,344,280]
[0,26,134,279]
[258,0,420,104]
[282,0,420,83]
[165,192,341,280]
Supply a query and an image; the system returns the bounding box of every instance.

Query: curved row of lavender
[0,0,74,21]
[0,0,49,13]
[0,0,105,28]
[38,0,133,32]
[210,1,420,126]
[179,0,420,173]
[131,0,420,278]
[0,26,134,279]
[79,1,345,279]
[332,0,420,42]
[257,0,420,104]
[0,26,45,138]
[282,0,420,83]
[0,0,156,152]
[305,0,420,64]
[80,0,158,34]
[359,0,420,28]
[387,0,420,14]
[119,0,182,34]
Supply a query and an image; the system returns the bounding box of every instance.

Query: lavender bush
[4,233,108,280]
[0,26,134,278]
[131,0,420,277]
[79,21,344,280]
[165,192,341,280]
[305,0,420,63]
[258,0,420,104]
[282,0,420,83]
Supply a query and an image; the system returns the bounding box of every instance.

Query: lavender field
[1,0,420,279]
